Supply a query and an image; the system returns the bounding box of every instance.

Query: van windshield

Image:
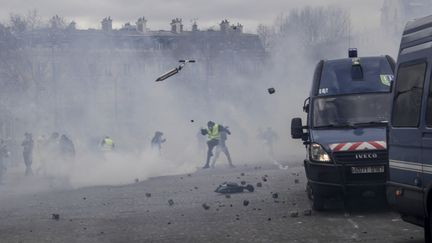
[313,93,391,128]
[318,57,393,96]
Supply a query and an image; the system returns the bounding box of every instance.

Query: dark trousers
[204,139,219,168]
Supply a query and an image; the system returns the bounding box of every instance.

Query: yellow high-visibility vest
[102,138,114,150]
[207,124,220,140]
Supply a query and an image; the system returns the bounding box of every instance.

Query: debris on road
[262,177,268,182]
[134,178,139,183]
[168,199,174,206]
[82,197,86,200]
[294,179,299,184]
[241,173,245,176]
[272,193,279,199]
[202,203,210,210]
[256,182,262,187]
[240,181,246,185]
[268,87,276,94]
[243,200,250,206]
[290,211,299,218]
[145,193,152,198]
[225,194,231,199]
[215,182,254,194]
[303,209,312,216]
[52,214,60,220]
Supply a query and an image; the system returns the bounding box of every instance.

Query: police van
[386,15,432,240]
[291,49,395,210]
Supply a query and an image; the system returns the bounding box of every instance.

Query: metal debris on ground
[268,87,276,94]
[272,193,279,199]
[202,203,210,210]
[243,200,250,206]
[290,211,299,218]
[190,120,194,123]
[52,214,60,220]
[214,182,254,194]
[256,182,262,187]
[303,209,312,216]
[145,193,152,198]
[168,199,174,206]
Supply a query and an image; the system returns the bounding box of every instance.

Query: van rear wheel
[312,195,325,211]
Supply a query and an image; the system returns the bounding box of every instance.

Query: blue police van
[291,49,395,210]
[386,15,432,240]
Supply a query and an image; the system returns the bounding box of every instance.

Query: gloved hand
[201,129,208,135]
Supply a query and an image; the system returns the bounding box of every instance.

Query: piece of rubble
[256,182,262,187]
[243,200,250,206]
[294,179,299,184]
[268,88,276,94]
[240,173,245,176]
[272,193,279,199]
[194,186,199,190]
[52,214,60,220]
[82,197,86,200]
[303,209,312,216]
[225,194,231,199]
[202,203,210,210]
[240,181,246,185]
[187,174,192,177]
[191,120,194,123]
[262,177,268,182]
[215,182,254,193]
[267,217,272,221]
[290,211,299,218]
[145,193,152,198]
[168,199,174,206]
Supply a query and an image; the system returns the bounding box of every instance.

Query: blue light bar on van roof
[348,48,358,58]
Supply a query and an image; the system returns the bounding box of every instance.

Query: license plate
[351,166,384,174]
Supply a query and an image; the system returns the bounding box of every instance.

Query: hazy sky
[0,0,384,33]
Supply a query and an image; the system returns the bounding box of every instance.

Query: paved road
[0,163,424,242]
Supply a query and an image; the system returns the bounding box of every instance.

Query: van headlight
[310,143,331,162]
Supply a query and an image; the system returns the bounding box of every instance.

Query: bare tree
[256,24,274,51]
[276,6,351,47]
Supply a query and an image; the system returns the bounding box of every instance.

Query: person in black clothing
[151,131,166,153]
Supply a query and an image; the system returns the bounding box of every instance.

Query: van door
[422,57,432,207]
[390,59,428,217]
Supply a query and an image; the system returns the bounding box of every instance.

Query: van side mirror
[291,118,304,139]
[303,97,310,113]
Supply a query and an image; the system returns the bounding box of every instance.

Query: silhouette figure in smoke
[21,132,34,176]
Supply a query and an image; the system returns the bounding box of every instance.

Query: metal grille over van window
[392,62,427,127]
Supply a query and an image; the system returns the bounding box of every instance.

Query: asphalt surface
[0,163,424,243]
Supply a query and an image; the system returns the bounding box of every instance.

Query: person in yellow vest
[201,121,233,169]
[101,136,115,151]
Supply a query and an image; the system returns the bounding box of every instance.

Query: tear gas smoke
[0,2,401,194]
